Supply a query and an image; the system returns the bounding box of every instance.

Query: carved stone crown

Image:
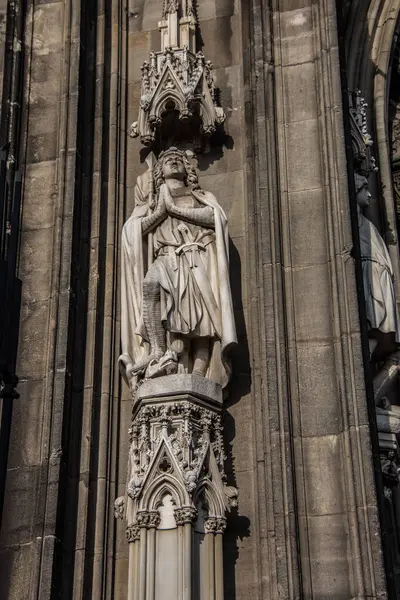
[130,0,225,148]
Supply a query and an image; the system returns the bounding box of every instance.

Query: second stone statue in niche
[356,172,400,357]
[119,147,237,388]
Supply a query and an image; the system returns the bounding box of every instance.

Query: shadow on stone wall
[224,238,251,599]
[222,410,251,600]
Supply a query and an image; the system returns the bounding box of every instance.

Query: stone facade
[0,0,400,599]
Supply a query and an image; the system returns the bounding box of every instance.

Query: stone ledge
[134,374,222,412]
[376,406,400,435]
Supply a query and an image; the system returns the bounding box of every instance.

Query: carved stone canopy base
[119,374,236,600]
[376,404,400,495]
[127,374,232,513]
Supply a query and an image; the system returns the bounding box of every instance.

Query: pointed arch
[193,479,225,517]
[140,473,190,511]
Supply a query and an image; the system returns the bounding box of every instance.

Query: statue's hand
[141,192,167,233]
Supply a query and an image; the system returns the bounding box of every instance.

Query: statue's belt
[156,241,209,269]
[175,241,206,268]
[156,223,215,269]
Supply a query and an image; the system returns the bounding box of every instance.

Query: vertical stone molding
[243,0,388,597]
[0,0,83,597]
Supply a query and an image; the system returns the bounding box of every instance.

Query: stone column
[175,507,197,600]
[214,532,224,600]
[204,517,227,600]
[126,524,141,600]
[137,512,150,600]
[146,512,160,600]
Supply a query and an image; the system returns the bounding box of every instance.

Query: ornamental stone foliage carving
[125,385,234,513]
[126,524,140,542]
[130,0,224,148]
[381,451,400,487]
[162,0,181,17]
[204,516,227,534]
[393,169,400,221]
[114,496,125,520]
[136,510,161,529]
[174,506,197,525]
[390,37,400,223]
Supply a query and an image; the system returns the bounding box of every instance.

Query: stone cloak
[359,212,400,341]
[119,179,237,388]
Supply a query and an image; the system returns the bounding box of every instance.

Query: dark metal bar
[0,151,8,260]
[0,0,25,532]
[0,166,22,532]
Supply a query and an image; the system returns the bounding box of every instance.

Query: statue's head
[354,173,371,209]
[160,148,186,181]
[154,147,199,191]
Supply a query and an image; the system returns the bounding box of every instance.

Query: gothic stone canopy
[130,0,225,148]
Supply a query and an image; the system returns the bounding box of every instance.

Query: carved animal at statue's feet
[130,349,165,376]
[145,350,178,378]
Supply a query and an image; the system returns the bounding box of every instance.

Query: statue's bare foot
[131,350,164,376]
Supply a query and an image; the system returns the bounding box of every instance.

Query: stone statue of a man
[356,173,400,357]
[119,148,237,387]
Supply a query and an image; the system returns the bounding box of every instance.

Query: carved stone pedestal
[376,405,400,492]
[376,404,400,592]
[118,375,236,600]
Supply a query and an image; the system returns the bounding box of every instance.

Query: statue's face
[356,177,371,209]
[161,154,186,181]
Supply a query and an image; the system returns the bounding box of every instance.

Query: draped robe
[119,175,237,388]
[359,212,400,341]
